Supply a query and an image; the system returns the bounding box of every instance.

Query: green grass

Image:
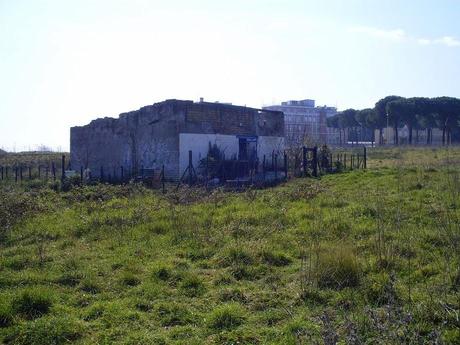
[0,152,67,167]
[0,146,459,344]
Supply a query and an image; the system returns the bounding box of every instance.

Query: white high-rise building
[263,100,338,146]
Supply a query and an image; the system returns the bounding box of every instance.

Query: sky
[1,0,460,151]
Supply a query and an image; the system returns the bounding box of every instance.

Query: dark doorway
[239,139,248,160]
[238,137,257,161]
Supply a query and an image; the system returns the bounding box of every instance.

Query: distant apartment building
[263,100,339,146]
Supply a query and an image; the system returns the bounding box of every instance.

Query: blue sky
[1,0,459,151]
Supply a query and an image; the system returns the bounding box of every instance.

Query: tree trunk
[408,125,413,145]
[442,127,446,145]
[394,126,399,145]
[415,129,419,145]
[379,128,383,145]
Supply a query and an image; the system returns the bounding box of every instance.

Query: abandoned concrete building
[70,99,285,181]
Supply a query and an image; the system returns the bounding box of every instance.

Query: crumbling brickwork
[70,99,284,181]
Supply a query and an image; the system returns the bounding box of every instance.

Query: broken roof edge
[71,99,284,129]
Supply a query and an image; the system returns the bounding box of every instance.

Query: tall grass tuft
[208,303,246,330]
[5,315,83,345]
[315,246,361,289]
[12,288,53,319]
[0,299,14,327]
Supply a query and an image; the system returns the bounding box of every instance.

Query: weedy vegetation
[0,147,459,344]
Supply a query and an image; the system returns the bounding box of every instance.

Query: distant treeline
[327,96,460,145]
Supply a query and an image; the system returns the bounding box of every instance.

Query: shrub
[3,256,29,271]
[260,250,292,267]
[120,272,141,287]
[157,303,194,327]
[260,309,285,326]
[55,271,81,287]
[24,179,48,190]
[79,277,101,294]
[61,175,81,192]
[213,272,236,286]
[179,275,205,297]
[452,269,460,291]
[0,299,13,327]
[152,264,173,282]
[12,288,53,319]
[150,221,170,234]
[315,246,361,289]
[219,247,254,267]
[83,302,105,321]
[218,288,247,303]
[229,265,255,281]
[0,189,43,240]
[285,318,320,341]
[208,304,245,330]
[364,272,399,306]
[134,299,154,312]
[299,288,328,305]
[185,247,214,262]
[6,315,83,345]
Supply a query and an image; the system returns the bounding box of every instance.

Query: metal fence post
[312,146,318,177]
[274,154,278,180]
[263,154,266,181]
[61,155,65,181]
[284,151,288,180]
[302,146,307,177]
[161,165,165,193]
[363,146,367,169]
[188,150,193,186]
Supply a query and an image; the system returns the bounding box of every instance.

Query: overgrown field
[0,147,459,344]
[0,152,67,167]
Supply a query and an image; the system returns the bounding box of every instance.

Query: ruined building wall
[71,100,285,180]
[177,103,285,174]
[70,101,186,180]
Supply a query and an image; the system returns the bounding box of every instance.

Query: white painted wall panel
[179,134,285,178]
[179,134,239,177]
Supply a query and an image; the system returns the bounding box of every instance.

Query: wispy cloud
[435,36,460,47]
[349,26,406,41]
[351,26,460,48]
[417,38,431,46]
[417,36,460,47]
